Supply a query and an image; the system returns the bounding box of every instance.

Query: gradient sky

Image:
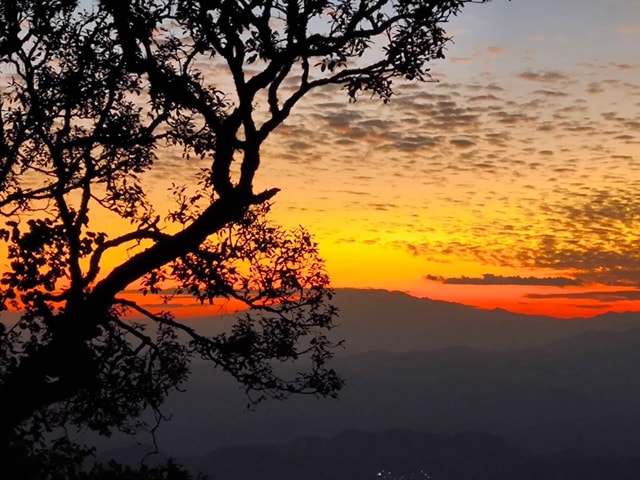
[5,0,640,319]
[128,0,640,318]
[217,0,636,318]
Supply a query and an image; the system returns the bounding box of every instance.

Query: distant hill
[184,429,640,480]
[327,289,640,353]
[178,289,640,355]
[88,289,640,461]
[101,429,640,480]
[89,325,640,460]
[187,430,524,480]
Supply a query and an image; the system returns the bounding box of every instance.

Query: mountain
[91,326,640,460]
[88,289,640,461]
[179,289,640,354]
[188,430,524,480]
[326,289,640,353]
[185,429,640,480]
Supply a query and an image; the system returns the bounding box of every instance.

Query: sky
[106,0,640,318]
[247,0,640,318]
[3,0,640,319]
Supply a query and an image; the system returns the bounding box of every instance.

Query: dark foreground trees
[0,0,495,474]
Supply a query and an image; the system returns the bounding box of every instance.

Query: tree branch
[85,226,170,286]
[89,189,276,309]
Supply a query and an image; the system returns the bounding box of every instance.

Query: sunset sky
[4,0,640,320]
[250,0,640,317]
[117,0,640,319]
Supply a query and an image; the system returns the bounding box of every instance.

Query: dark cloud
[316,109,364,129]
[587,82,604,94]
[532,89,568,98]
[536,123,555,132]
[484,132,511,147]
[615,134,636,141]
[450,138,476,148]
[518,71,569,83]
[611,63,640,71]
[490,110,536,125]
[392,134,442,151]
[337,190,370,197]
[366,202,397,211]
[358,119,391,130]
[525,290,640,302]
[468,94,501,103]
[426,274,583,287]
[287,140,314,150]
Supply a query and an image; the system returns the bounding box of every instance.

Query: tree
[0,0,495,466]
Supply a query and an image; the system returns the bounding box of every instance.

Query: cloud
[449,138,476,148]
[468,94,501,102]
[518,71,569,83]
[613,63,640,71]
[392,134,442,151]
[287,140,314,151]
[489,110,536,125]
[426,274,583,287]
[525,290,640,302]
[587,82,604,94]
[401,177,640,291]
[532,89,568,98]
[487,46,506,56]
[619,23,640,35]
[509,189,640,287]
[253,61,639,302]
[316,109,364,129]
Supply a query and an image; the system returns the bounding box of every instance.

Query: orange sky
[256,0,640,318]
[3,0,640,320]
[78,1,640,318]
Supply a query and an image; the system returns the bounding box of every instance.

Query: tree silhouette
[0,0,495,466]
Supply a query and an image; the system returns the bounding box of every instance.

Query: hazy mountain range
[185,429,640,480]
[88,289,640,478]
[181,289,640,354]
[327,289,640,353]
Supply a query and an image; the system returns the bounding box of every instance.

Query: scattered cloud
[532,89,568,98]
[613,63,640,71]
[518,71,569,83]
[489,110,536,125]
[449,138,476,148]
[253,54,640,304]
[468,94,501,102]
[426,274,583,287]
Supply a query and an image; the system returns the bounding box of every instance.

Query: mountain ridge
[168,429,640,480]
